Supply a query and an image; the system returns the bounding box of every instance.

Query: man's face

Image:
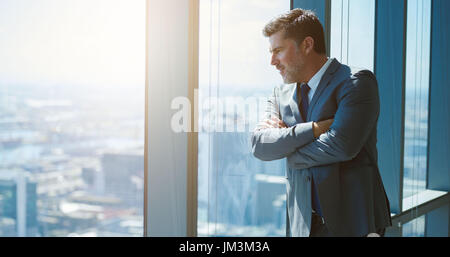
[269,30,305,84]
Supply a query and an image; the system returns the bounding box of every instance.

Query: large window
[197,0,290,236]
[0,0,145,236]
[330,0,375,71]
[402,0,431,204]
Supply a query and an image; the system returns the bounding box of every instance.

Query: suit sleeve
[251,86,315,161]
[287,71,380,169]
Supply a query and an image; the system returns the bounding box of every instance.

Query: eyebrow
[270,46,283,53]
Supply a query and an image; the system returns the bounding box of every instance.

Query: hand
[313,118,334,138]
[257,116,287,130]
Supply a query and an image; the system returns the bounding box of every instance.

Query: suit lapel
[307,59,341,120]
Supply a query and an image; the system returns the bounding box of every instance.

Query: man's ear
[303,36,315,55]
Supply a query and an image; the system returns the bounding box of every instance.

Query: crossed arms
[251,72,380,170]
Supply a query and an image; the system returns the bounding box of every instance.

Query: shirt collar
[307,58,333,94]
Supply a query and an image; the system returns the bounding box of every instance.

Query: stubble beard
[282,63,303,84]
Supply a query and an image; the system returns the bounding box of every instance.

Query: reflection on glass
[330,0,375,71]
[198,0,289,236]
[402,214,425,237]
[0,0,145,236]
[402,0,431,203]
[424,204,449,237]
[399,204,449,237]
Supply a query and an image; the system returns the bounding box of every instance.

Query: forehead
[269,30,286,45]
[269,30,294,49]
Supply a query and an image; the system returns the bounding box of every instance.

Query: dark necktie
[299,83,310,121]
[299,83,323,217]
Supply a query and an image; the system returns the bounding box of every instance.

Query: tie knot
[301,83,310,92]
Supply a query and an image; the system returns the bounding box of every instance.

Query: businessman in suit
[251,8,391,237]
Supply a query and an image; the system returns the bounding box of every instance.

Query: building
[102,150,144,212]
[0,170,38,236]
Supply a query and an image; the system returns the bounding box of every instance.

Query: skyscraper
[0,170,37,236]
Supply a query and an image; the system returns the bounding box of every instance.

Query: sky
[0,0,430,92]
[0,0,284,91]
[198,0,289,90]
[330,0,375,71]
[0,0,146,87]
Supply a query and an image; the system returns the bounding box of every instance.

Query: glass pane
[402,0,431,204]
[0,0,145,236]
[198,0,290,236]
[330,0,375,71]
[402,214,425,237]
[425,203,449,237]
[393,203,449,237]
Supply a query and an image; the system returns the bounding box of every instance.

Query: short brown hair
[263,8,326,54]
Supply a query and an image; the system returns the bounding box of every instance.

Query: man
[251,9,391,237]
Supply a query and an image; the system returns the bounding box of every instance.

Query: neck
[301,55,328,83]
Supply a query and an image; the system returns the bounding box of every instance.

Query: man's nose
[271,54,279,66]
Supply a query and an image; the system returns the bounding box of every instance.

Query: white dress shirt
[306,58,333,103]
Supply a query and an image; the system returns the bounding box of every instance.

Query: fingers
[325,119,334,129]
[271,117,287,128]
[255,120,275,130]
[313,118,334,137]
[256,117,287,130]
[256,123,270,130]
[318,118,334,130]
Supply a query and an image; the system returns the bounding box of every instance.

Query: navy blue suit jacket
[252,59,392,236]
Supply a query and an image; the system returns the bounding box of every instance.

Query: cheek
[279,53,292,65]
[282,55,297,69]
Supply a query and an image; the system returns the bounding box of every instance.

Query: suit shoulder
[351,70,377,84]
[346,69,378,91]
[335,69,379,101]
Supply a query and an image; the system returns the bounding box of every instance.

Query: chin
[281,73,296,84]
[283,77,294,84]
